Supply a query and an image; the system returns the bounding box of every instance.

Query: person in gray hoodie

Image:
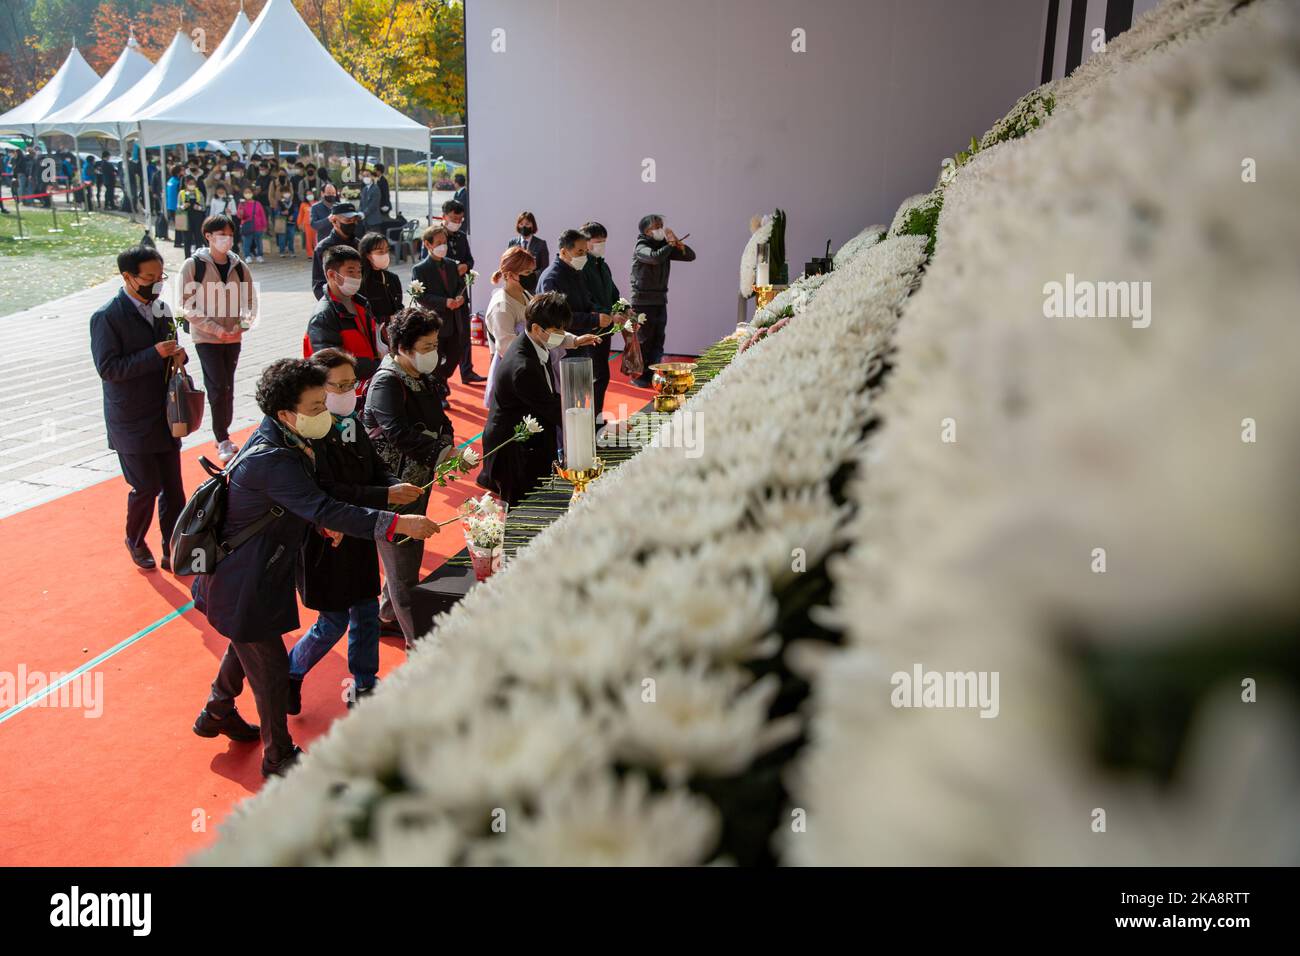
[179,214,260,462]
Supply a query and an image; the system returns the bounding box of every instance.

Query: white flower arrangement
[738,213,774,297]
[461,493,506,550]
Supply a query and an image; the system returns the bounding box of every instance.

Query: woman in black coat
[287,348,424,711]
[361,307,456,647]
[506,210,549,294]
[358,231,404,348]
[477,292,572,506]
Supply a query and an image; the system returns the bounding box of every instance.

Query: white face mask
[568,254,588,271]
[588,241,606,258]
[545,331,566,350]
[650,228,666,241]
[411,348,440,374]
[362,176,373,185]
[209,234,234,254]
[431,244,448,259]
[325,389,357,417]
[333,274,361,296]
[369,252,391,270]
[445,220,462,232]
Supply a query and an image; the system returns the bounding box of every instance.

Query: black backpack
[170,443,282,575]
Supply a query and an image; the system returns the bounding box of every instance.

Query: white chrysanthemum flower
[522,414,543,434]
[460,446,481,467]
[615,661,800,784]
[641,571,779,663]
[467,772,720,866]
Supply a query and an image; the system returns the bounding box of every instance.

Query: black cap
[330,202,362,219]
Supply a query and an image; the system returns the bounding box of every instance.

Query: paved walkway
[0,241,428,518]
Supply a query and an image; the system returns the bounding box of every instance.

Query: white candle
[756,259,770,288]
[563,406,595,472]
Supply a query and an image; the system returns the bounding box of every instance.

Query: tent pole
[119,135,138,220]
[426,143,432,224]
[140,139,152,238]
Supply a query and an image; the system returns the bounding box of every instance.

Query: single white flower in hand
[461,447,481,467]
[523,415,543,435]
[409,279,426,297]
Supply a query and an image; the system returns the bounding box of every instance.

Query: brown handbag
[166,357,206,438]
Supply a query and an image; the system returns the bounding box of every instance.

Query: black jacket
[538,257,600,334]
[582,255,620,312]
[305,293,381,382]
[89,288,179,454]
[478,333,561,506]
[191,417,395,643]
[361,358,455,475]
[630,235,695,305]
[299,416,398,612]
[507,234,548,292]
[311,228,359,299]
[359,267,404,328]
[446,229,473,271]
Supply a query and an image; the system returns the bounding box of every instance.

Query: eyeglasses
[326,380,359,392]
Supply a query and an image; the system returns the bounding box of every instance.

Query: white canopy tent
[139,8,250,127]
[0,44,100,138]
[38,37,153,137]
[137,0,428,152]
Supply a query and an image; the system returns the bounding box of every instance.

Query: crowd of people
[1,144,128,211]
[89,182,695,777]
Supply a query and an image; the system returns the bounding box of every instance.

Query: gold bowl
[649,362,695,413]
[553,457,605,502]
[754,284,788,309]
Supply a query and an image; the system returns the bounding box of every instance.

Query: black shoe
[461,371,486,384]
[160,549,171,573]
[441,398,451,410]
[346,684,377,710]
[193,707,261,742]
[286,677,303,716]
[262,745,303,778]
[126,538,156,570]
[378,618,405,638]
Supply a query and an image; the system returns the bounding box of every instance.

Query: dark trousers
[437,308,465,388]
[457,308,475,380]
[117,448,184,551]
[195,341,241,443]
[634,303,668,381]
[205,639,293,762]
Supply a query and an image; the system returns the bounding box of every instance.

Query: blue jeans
[288,597,380,691]
[277,221,297,253]
[241,230,263,259]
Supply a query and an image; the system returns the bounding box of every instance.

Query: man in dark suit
[90,245,187,571]
[580,220,621,423]
[311,201,363,299]
[539,229,612,412]
[440,198,482,384]
[476,293,572,506]
[191,358,438,776]
[410,223,467,408]
[308,182,339,238]
[452,173,468,231]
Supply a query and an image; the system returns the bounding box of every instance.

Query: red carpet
[0,344,666,866]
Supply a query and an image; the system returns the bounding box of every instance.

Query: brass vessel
[649,362,695,413]
[553,457,606,502]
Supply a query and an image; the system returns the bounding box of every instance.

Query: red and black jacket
[304,291,381,381]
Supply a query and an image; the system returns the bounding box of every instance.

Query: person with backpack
[180,215,258,464]
[287,348,424,712]
[177,175,204,259]
[237,185,267,262]
[188,358,439,777]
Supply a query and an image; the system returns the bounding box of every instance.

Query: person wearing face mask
[177,176,204,259]
[90,245,188,571]
[452,172,468,231]
[373,163,392,219]
[287,348,423,712]
[483,247,598,410]
[181,215,259,463]
[579,221,621,422]
[476,292,579,505]
[629,213,696,386]
[539,229,613,381]
[358,232,404,345]
[506,210,548,294]
[306,245,382,388]
[311,201,363,299]
[359,168,383,232]
[309,182,339,241]
[237,186,268,263]
[409,223,466,408]
[361,307,457,647]
[439,198,482,384]
[191,358,439,777]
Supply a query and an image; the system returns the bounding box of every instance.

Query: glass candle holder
[558,356,596,472]
[756,241,771,288]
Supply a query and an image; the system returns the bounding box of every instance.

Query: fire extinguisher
[470,311,487,347]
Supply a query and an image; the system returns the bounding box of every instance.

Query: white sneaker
[256,255,264,263]
[217,439,239,463]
